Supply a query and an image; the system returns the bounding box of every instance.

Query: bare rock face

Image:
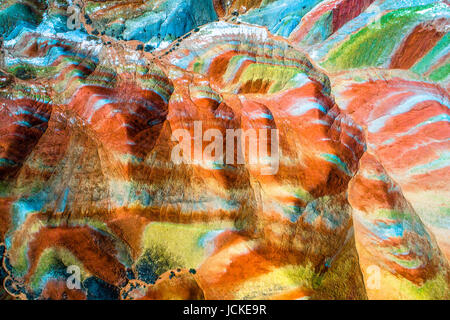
[349,152,448,299]
[139,269,205,300]
[0,0,448,300]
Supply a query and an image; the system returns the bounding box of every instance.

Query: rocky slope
[0,0,448,300]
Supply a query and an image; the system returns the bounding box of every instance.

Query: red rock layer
[390,20,447,69]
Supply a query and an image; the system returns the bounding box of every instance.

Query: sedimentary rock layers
[332,70,450,265]
[81,0,218,49]
[349,152,448,299]
[0,82,52,179]
[0,0,448,300]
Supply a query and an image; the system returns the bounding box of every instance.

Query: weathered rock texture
[0,0,448,300]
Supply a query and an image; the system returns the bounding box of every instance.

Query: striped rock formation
[332,69,450,264]
[78,0,219,49]
[0,0,448,300]
[289,0,449,86]
[207,0,450,87]
[349,151,448,299]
